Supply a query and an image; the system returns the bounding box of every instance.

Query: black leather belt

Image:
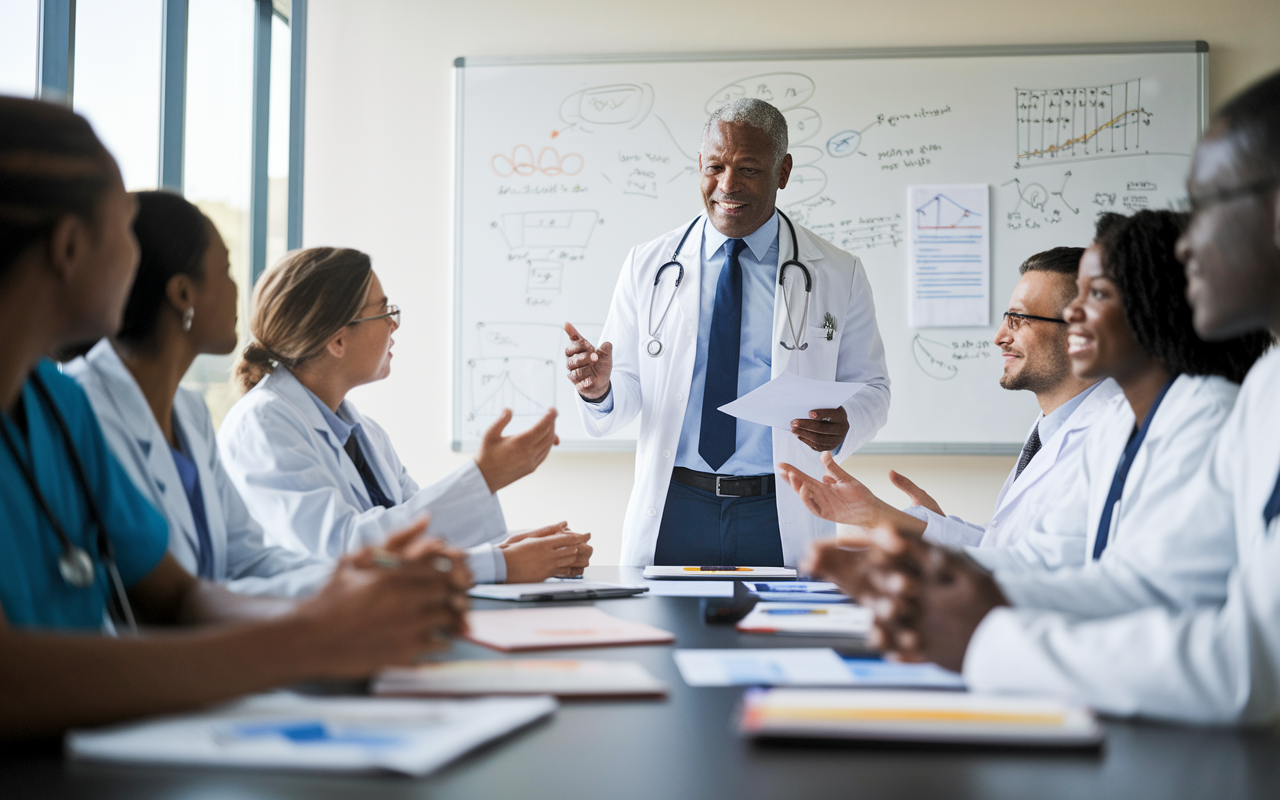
[671,467,775,498]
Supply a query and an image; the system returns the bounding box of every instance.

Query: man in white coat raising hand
[564,98,890,568]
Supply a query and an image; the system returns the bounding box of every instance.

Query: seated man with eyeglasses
[781,246,1121,554]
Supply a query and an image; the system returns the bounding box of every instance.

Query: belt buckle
[715,475,726,497]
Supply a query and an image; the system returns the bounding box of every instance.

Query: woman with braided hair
[788,207,1270,623]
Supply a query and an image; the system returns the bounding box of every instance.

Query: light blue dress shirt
[588,213,779,476]
[303,389,387,503]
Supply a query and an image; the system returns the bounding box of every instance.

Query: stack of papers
[641,580,735,598]
[375,659,667,699]
[673,649,964,689]
[743,581,849,603]
[466,607,676,652]
[67,693,557,776]
[736,603,872,637]
[642,566,797,580]
[739,688,1103,747]
[468,582,647,602]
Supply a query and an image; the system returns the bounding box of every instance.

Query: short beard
[1000,342,1072,395]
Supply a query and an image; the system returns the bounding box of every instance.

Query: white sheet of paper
[907,183,991,328]
[641,580,734,597]
[674,648,853,687]
[717,371,866,430]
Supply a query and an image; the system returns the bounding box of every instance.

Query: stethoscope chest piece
[646,339,664,357]
[59,545,96,588]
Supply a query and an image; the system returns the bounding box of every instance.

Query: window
[72,0,164,191]
[0,0,39,97]
[10,0,307,428]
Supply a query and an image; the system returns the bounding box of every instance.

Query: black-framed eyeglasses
[1188,177,1280,215]
[350,304,401,327]
[1002,311,1067,332]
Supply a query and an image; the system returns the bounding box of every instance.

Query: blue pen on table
[760,608,829,615]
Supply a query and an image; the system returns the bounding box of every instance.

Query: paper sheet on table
[66,693,556,776]
[717,372,865,430]
[675,648,854,687]
[642,579,735,597]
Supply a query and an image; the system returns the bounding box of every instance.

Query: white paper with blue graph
[908,184,991,328]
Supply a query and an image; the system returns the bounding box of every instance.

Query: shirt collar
[299,378,358,445]
[1037,380,1101,444]
[703,210,780,263]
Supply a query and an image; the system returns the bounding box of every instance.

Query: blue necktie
[699,238,745,472]
[1264,463,1280,530]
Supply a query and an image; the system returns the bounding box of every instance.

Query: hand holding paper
[717,372,864,452]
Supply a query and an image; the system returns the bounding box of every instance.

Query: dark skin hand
[790,405,850,451]
[804,530,1008,672]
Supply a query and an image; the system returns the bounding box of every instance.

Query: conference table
[7,566,1280,799]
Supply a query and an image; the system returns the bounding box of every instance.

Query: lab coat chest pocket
[798,326,841,379]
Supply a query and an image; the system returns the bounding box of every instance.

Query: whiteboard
[452,43,1206,453]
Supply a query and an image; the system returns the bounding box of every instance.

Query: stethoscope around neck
[0,372,137,633]
[645,211,812,357]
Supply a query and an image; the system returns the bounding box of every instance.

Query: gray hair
[702,98,789,168]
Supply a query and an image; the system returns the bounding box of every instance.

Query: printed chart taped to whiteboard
[908,184,991,328]
[453,43,1206,453]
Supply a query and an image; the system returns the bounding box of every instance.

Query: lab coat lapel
[670,215,706,337]
[342,404,405,505]
[84,341,202,564]
[269,369,371,505]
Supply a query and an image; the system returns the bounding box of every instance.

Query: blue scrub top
[0,360,168,630]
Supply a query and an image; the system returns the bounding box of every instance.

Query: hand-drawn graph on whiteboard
[466,322,561,426]
[1015,79,1153,167]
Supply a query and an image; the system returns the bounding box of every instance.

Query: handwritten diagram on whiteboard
[908,185,991,328]
[455,46,1204,451]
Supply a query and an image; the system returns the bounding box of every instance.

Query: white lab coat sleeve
[967,462,1089,573]
[962,553,1280,725]
[903,506,987,548]
[214,452,334,598]
[466,542,506,584]
[219,401,504,560]
[577,245,644,436]
[833,256,890,454]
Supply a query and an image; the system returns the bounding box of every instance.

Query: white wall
[303,0,1280,564]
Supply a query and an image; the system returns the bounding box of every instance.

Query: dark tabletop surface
[6,566,1280,799]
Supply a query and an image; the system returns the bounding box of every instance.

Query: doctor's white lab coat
[904,379,1123,550]
[578,215,891,567]
[963,349,1280,725]
[66,341,333,596]
[217,367,509,583]
[969,373,1241,621]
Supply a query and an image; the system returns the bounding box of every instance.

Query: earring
[182,307,195,332]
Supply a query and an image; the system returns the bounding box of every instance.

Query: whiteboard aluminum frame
[452,41,1208,456]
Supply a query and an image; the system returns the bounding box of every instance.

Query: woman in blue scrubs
[0,96,470,740]
[67,191,334,596]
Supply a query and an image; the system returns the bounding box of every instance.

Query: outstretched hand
[564,322,613,401]
[474,407,559,493]
[889,470,945,516]
[777,451,895,530]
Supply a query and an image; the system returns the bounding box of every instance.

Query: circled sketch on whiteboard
[782,107,823,145]
[704,73,816,114]
[826,130,862,158]
[559,83,655,132]
[492,146,584,178]
[912,335,960,380]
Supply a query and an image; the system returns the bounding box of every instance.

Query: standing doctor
[565,98,890,567]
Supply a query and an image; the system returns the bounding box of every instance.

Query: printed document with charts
[66,693,556,776]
